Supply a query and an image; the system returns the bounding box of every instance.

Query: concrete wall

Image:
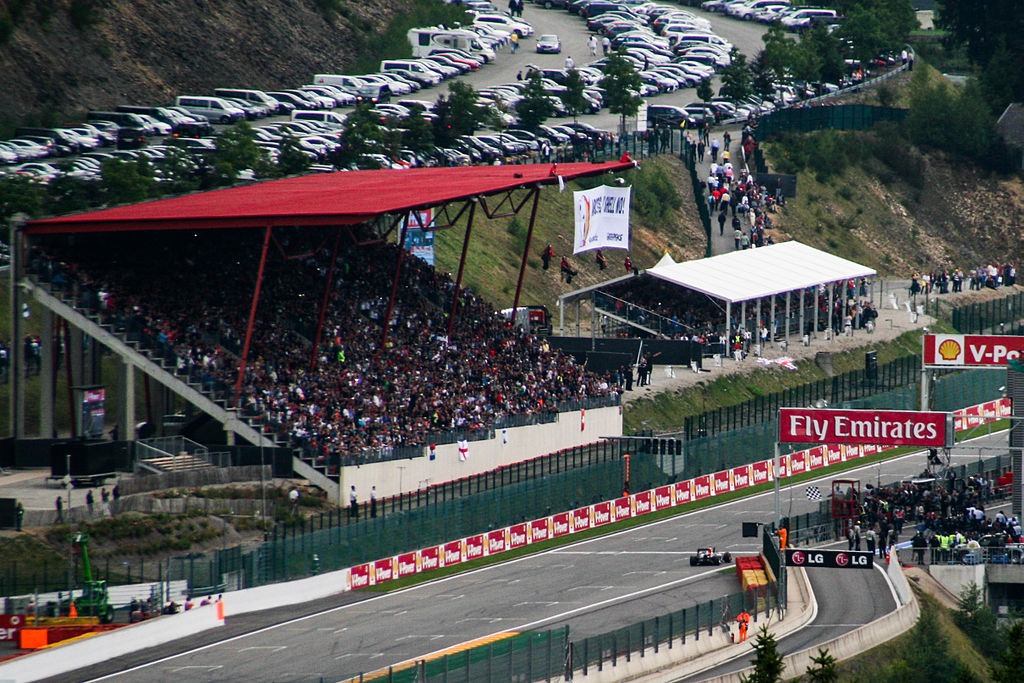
[0,601,225,683]
[931,564,985,601]
[339,405,622,499]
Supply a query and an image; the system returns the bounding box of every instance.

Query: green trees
[740,625,785,683]
[599,52,643,135]
[804,648,838,683]
[337,102,386,167]
[561,68,590,123]
[837,0,916,65]
[515,71,557,131]
[936,0,1024,114]
[212,122,274,182]
[719,48,752,102]
[903,69,997,163]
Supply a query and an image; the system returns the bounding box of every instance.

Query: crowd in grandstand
[29,229,616,460]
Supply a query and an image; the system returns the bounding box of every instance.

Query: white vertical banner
[573,185,631,254]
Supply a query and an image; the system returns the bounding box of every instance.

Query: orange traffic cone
[69,601,78,618]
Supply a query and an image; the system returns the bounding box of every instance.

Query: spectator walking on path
[602,35,610,55]
[734,227,742,250]
[718,211,727,236]
[370,486,378,518]
[697,139,705,162]
[86,489,94,515]
[588,35,598,56]
[710,137,720,163]
[565,55,575,70]
[510,33,519,54]
[55,496,63,524]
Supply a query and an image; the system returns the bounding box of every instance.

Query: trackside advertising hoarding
[345,399,1007,591]
[923,333,1024,367]
[778,408,949,448]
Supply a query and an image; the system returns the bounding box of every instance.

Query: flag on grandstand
[458,439,469,462]
[573,185,631,255]
[806,486,822,502]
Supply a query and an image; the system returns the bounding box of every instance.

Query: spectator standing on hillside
[540,243,554,270]
[624,254,633,273]
[595,250,607,270]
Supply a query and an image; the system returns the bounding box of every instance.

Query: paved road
[53,433,1006,683]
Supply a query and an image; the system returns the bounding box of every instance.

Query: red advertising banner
[509,523,529,549]
[443,540,463,567]
[397,552,418,578]
[592,501,613,527]
[420,546,441,572]
[486,529,506,555]
[633,490,653,515]
[808,446,825,470]
[350,564,371,589]
[0,614,24,641]
[572,507,591,532]
[552,512,572,537]
[693,475,712,500]
[713,471,731,495]
[789,450,807,475]
[372,558,395,585]
[528,518,550,543]
[465,534,485,561]
[923,334,1024,367]
[732,465,751,491]
[778,408,948,447]
[653,485,673,510]
[674,480,692,504]
[613,496,633,520]
[751,461,770,485]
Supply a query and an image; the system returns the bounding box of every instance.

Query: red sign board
[0,614,25,640]
[923,333,1024,367]
[779,408,948,447]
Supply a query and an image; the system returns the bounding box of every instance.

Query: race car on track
[690,547,732,566]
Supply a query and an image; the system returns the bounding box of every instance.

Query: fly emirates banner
[778,408,950,448]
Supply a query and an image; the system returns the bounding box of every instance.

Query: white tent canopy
[645,241,876,305]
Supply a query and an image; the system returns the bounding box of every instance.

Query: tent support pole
[511,188,541,322]
[828,282,835,341]
[234,225,272,408]
[799,289,805,345]
[310,230,342,373]
[380,219,410,353]
[756,298,762,355]
[785,291,791,348]
[448,200,478,340]
[813,286,820,340]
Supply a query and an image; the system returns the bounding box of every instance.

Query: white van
[291,110,347,129]
[407,27,496,62]
[312,74,365,95]
[780,7,838,30]
[666,31,733,51]
[379,60,443,87]
[174,96,246,124]
[214,88,285,115]
[471,13,533,37]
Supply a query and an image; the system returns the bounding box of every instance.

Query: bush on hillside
[631,164,680,225]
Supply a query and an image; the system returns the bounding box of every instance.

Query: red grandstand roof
[24,161,635,234]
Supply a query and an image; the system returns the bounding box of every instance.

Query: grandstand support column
[813,287,820,340]
[118,359,134,444]
[756,298,762,355]
[511,188,541,322]
[310,230,342,373]
[234,226,273,407]
[38,307,55,438]
[9,221,25,439]
[382,219,410,352]
[827,281,835,341]
[799,289,805,345]
[448,199,478,340]
[785,291,792,347]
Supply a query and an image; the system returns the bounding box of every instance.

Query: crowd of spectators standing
[29,228,617,462]
[839,469,1019,564]
[911,264,1017,296]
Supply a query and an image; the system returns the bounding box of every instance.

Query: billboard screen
[778,408,949,447]
[923,334,1024,367]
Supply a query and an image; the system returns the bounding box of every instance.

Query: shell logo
[938,338,962,361]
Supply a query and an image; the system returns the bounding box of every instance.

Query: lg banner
[778,408,950,448]
[923,333,1024,367]
[573,185,631,254]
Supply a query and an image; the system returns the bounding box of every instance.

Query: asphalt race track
[54,431,1007,683]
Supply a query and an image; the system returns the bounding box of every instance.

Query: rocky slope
[0,0,401,124]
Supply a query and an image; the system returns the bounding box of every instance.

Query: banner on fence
[923,333,1024,367]
[345,399,1008,592]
